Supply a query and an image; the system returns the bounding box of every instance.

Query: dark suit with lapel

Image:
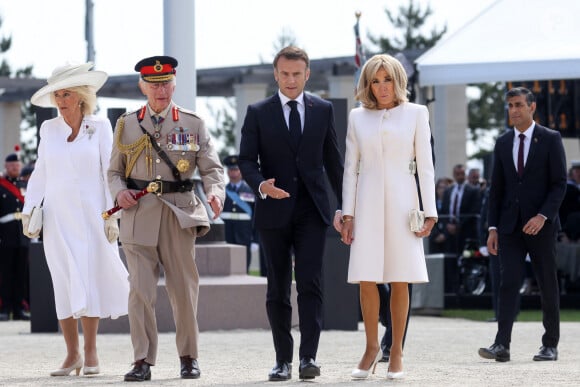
[239,92,343,362]
[488,124,566,349]
[441,183,481,254]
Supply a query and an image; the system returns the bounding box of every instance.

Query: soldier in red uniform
[0,152,30,321]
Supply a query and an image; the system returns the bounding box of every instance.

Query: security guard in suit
[0,153,30,321]
[221,155,255,271]
[107,56,225,381]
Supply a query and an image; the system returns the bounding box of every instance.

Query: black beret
[5,153,19,162]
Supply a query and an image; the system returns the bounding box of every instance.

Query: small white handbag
[409,209,425,232]
[28,204,43,235]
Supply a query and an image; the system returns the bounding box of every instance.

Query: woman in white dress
[22,63,129,377]
[335,54,437,379]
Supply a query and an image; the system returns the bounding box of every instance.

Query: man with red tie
[479,87,567,362]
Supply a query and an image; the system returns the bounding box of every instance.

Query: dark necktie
[452,186,461,221]
[287,100,302,148]
[517,133,525,177]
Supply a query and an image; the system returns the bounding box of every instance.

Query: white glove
[21,213,40,239]
[104,217,119,243]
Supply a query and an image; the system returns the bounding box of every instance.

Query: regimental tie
[287,100,302,148]
[152,115,164,139]
[517,133,525,177]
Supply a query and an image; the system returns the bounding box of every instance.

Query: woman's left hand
[333,211,343,233]
[415,217,436,238]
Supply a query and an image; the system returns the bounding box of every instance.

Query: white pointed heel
[387,357,404,379]
[351,350,382,379]
[83,365,100,375]
[50,357,83,376]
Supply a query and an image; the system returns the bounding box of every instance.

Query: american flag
[354,12,366,91]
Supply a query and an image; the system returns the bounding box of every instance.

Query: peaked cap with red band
[135,55,178,83]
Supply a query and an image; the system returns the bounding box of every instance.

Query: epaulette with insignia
[176,106,201,119]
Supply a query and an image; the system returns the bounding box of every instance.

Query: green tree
[467,82,505,159]
[368,0,447,51]
[207,97,237,161]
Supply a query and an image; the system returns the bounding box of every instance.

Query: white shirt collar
[513,122,535,140]
[278,91,305,107]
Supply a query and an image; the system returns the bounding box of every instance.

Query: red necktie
[517,133,525,177]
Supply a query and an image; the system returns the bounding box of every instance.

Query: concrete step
[99,275,298,333]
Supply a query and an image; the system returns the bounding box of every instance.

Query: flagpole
[354,11,366,102]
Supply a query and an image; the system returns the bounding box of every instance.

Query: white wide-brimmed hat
[30,62,108,107]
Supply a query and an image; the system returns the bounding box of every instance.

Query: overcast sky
[0,0,496,78]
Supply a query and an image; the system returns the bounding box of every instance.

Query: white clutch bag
[409,209,425,232]
[28,205,43,234]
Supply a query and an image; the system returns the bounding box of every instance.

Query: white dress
[23,115,129,320]
[342,103,437,284]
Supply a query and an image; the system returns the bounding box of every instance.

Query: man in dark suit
[441,164,481,256]
[239,46,343,381]
[479,87,567,362]
[221,155,255,271]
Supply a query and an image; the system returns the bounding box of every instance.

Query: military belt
[220,212,251,220]
[127,178,194,194]
[0,212,22,224]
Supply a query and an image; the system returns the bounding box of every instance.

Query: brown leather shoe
[124,359,151,382]
[180,356,200,379]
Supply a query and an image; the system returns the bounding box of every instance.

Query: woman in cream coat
[335,54,437,379]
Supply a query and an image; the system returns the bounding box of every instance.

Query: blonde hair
[355,54,409,110]
[49,85,98,115]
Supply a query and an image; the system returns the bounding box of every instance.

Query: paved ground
[1,316,579,386]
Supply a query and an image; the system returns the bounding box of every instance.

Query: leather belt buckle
[153,179,163,196]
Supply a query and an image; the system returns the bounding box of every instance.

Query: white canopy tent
[416,0,580,86]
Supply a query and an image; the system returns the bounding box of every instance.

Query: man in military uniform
[221,155,255,271]
[107,56,225,382]
[0,153,30,321]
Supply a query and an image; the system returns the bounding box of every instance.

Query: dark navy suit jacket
[238,93,343,229]
[488,124,567,234]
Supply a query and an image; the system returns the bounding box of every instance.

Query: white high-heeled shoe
[387,357,404,379]
[351,350,382,379]
[50,357,83,376]
[83,365,100,376]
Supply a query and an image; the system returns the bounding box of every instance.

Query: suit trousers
[495,222,560,348]
[123,204,200,365]
[259,187,327,362]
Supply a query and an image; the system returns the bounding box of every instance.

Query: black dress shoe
[533,346,558,361]
[12,310,31,321]
[478,343,510,362]
[378,349,390,363]
[298,358,320,380]
[124,359,151,382]
[180,356,200,379]
[268,361,291,381]
[0,313,8,321]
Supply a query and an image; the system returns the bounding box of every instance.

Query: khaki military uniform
[108,102,225,365]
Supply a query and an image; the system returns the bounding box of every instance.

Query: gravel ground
[1,316,579,386]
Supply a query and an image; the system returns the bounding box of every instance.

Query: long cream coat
[342,103,437,284]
